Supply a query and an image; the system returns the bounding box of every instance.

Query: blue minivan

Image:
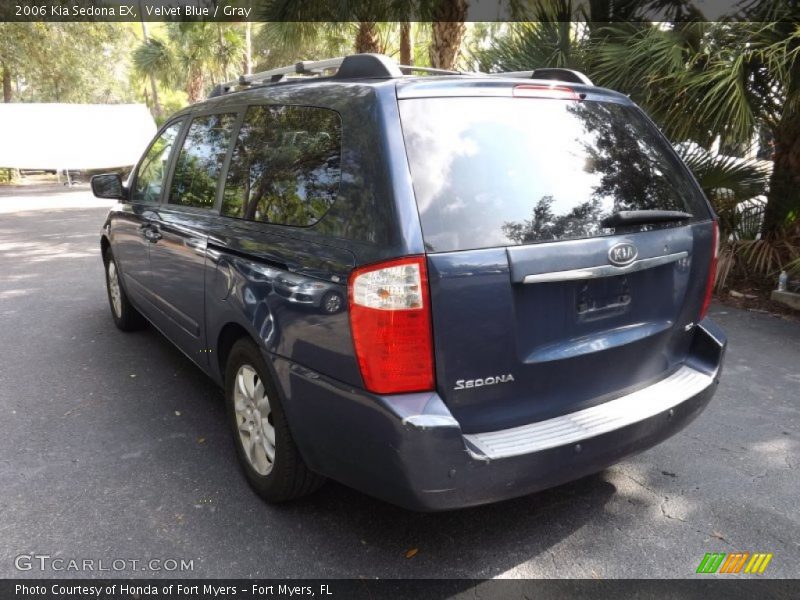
[93,54,726,510]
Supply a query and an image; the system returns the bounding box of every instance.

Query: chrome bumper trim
[464,365,713,460]
[522,251,688,284]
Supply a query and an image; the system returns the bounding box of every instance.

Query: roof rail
[209,53,404,98]
[206,54,593,99]
[398,65,463,76]
[492,68,593,86]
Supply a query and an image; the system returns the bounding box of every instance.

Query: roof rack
[209,54,405,98]
[208,53,593,99]
[491,68,593,86]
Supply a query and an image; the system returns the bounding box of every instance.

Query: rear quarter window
[221,105,342,227]
[399,97,709,253]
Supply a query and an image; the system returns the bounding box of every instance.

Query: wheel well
[100,236,110,260]
[217,323,253,382]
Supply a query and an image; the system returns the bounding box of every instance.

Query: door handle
[141,225,162,243]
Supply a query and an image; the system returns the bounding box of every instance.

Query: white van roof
[0,103,157,170]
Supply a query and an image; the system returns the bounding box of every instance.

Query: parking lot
[1,187,798,579]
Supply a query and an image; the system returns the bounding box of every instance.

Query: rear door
[398,89,715,433]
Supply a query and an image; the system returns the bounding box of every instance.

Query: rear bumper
[269,319,726,511]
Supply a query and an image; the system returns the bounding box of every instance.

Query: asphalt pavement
[1,187,798,579]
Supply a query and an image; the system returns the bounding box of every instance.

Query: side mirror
[91,173,126,200]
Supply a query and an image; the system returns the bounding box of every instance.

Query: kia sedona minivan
[93,54,726,511]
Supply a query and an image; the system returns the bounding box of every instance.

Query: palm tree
[476,2,800,236]
[136,4,162,118]
[586,10,800,235]
[257,0,389,55]
[354,22,381,53]
[133,23,245,104]
[400,22,413,65]
[427,0,468,69]
[243,22,252,75]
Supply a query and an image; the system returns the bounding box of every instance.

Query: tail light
[513,84,580,100]
[348,256,434,394]
[699,220,719,320]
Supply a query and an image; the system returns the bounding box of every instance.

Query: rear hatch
[398,82,715,434]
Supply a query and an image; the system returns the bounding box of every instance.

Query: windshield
[399,96,709,253]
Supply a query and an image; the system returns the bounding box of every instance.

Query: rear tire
[103,249,145,332]
[225,338,325,503]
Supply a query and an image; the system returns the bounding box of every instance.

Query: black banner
[0,0,786,23]
[2,579,799,600]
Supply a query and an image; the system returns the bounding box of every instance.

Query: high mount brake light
[513,84,581,100]
[699,221,719,320]
[348,256,434,394]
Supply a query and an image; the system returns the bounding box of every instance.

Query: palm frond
[473,19,585,73]
[675,144,769,241]
[719,222,800,289]
[132,38,177,86]
[676,144,768,203]
[668,50,756,147]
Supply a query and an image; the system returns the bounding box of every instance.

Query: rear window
[399,97,709,253]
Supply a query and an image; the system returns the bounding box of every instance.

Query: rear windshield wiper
[600,210,693,229]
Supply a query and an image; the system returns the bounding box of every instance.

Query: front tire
[104,250,145,331]
[225,338,324,503]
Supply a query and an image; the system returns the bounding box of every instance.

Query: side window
[222,105,342,226]
[131,121,182,204]
[168,113,237,210]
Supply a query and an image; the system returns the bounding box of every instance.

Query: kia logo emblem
[608,242,638,267]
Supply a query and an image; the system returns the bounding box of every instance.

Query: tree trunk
[187,68,205,104]
[400,22,412,65]
[139,15,162,119]
[216,23,228,82]
[354,22,380,54]
[763,107,800,234]
[429,0,467,70]
[244,21,253,75]
[2,62,11,103]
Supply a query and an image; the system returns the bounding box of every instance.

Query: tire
[103,249,145,332]
[225,338,325,503]
[320,291,343,314]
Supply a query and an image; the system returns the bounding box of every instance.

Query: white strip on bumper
[464,365,714,460]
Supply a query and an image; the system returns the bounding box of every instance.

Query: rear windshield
[399,97,709,253]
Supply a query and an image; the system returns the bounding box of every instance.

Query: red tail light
[348,256,434,394]
[699,220,719,320]
[513,84,580,100]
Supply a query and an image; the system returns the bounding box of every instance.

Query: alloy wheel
[233,364,276,476]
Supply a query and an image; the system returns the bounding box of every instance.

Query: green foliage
[253,23,352,69]
[0,22,139,103]
[717,223,800,290]
[0,168,21,184]
[471,0,586,73]
[133,37,176,87]
[674,144,770,239]
[223,105,341,226]
[132,23,246,103]
[252,22,432,69]
[156,88,189,125]
[479,15,800,234]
